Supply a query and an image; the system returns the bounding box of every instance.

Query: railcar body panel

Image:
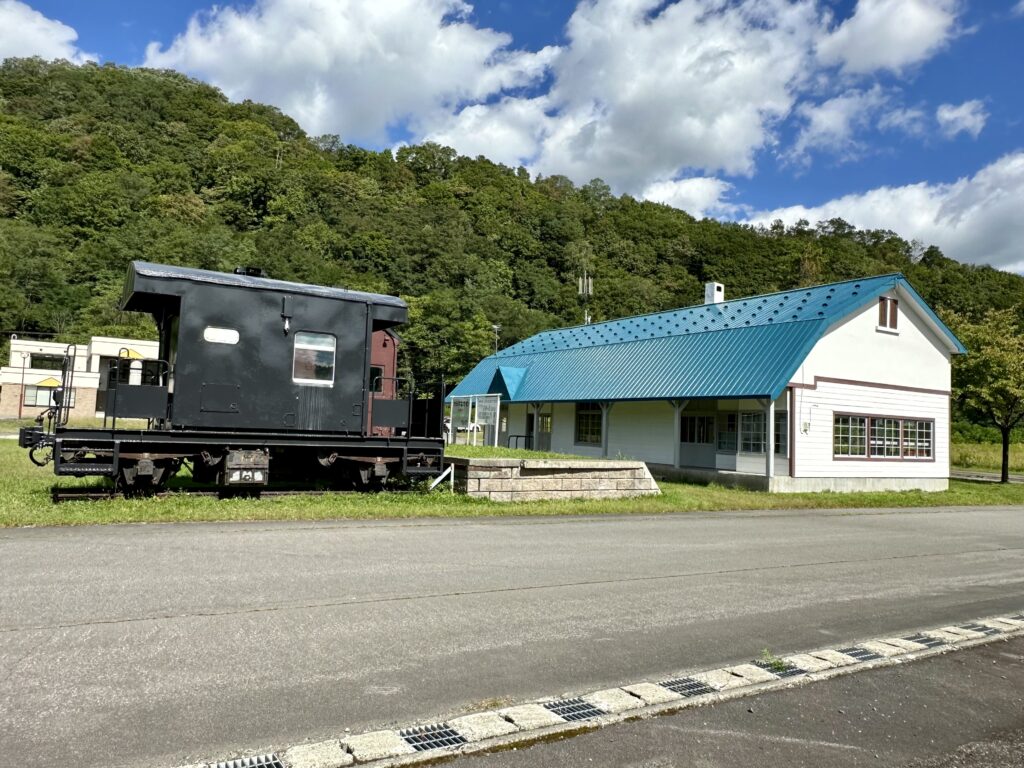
[22,262,445,494]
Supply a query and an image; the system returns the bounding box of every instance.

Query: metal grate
[837,646,883,662]
[213,755,284,768]
[903,633,946,649]
[752,659,805,678]
[400,723,468,752]
[958,622,1001,636]
[659,677,716,697]
[542,697,606,722]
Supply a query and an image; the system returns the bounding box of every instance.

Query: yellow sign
[36,376,61,387]
[119,349,145,359]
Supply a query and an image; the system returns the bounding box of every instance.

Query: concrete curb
[179,611,1024,768]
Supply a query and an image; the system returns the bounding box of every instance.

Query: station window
[717,413,738,451]
[740,412,766,453]
[575,402,602,445]
[902,420,934,459]
[292,332,336,386]
[833,415,867,456]
[774,412,788,457]
[870,418,901,457]
[681,415,715,444]
[878,297,898,330]
[833,415,933,460]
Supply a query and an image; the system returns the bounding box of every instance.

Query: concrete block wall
[448,457,660,502]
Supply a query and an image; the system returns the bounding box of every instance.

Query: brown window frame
[574,402,602,446]
[878,297,898,330]
[833,413,935,462]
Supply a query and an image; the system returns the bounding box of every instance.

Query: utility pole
[491,324,501,354]
[577,270,593,324]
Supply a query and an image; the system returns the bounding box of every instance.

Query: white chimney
[704,282,724,304]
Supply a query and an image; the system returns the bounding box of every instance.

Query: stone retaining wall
[448,457,659,502]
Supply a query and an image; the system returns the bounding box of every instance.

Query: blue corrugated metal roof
[449,273,964,403]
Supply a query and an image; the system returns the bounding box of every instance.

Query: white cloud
[817,0,960,74]
[878,106,928,136]
[0,0,95,63]
[936,99,987,139]
[641,177,738,219]
[1015,0,1024,16]
[748,152,1024,271]
[144,0,556,143]
[429,0,827,191]
[790,86,888,162]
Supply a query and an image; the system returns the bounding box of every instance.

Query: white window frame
[739,411,766,454]
[292,332,337,387]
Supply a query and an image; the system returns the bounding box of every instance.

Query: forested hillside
[2,59,1022,387]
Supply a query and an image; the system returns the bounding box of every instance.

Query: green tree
[946,308,1024,482]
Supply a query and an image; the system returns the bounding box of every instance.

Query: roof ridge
[515,272,902,340]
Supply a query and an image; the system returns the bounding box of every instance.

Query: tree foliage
[945,309,1024,481]
[1,58,1023,401]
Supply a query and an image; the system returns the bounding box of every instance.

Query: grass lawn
[1,440,1023,528]
[950,442,1024,473]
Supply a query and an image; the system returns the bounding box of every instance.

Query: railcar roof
[128,261,406,308]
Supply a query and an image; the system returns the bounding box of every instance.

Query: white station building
[449,274,966,492]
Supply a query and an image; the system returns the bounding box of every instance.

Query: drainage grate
[400,723,468,752]
[958,622,1001,636]
[212,755,284,768]
[752,659,805,678]
[659,677,716,697]
[903,633,946,649]
[837,646,883,662]
[542,697,606,722]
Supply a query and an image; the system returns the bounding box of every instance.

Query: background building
[0,336,159,420]
[449,274,966,492]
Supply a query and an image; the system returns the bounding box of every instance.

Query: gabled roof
[449,273,965,404]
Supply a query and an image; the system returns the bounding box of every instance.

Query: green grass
[951,442,1024,473]
[0,416,147,432]
[2,441,1023,528]
[445,444,584,460]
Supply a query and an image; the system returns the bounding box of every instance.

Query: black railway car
[20,261,444,492]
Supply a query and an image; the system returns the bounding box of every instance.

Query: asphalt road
[1,505,1023,768]
[950,468,1024,483]
[459,635,1024,768]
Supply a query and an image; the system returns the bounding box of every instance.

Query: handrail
[105,351,171,430]
[371,375,415,441]
[506,434,533,450]
[55,344,76,427]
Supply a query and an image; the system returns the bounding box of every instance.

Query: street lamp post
[18,351,29,420]
[491,324,501,354]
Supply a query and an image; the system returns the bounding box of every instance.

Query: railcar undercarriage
[22,423,443,496]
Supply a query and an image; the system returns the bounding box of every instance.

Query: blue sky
[3,1,1023,271]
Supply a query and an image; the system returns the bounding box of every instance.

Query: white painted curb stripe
[180,611,1024,768]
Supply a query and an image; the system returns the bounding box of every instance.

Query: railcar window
[293,332,336,386]
[203,326,240,344]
